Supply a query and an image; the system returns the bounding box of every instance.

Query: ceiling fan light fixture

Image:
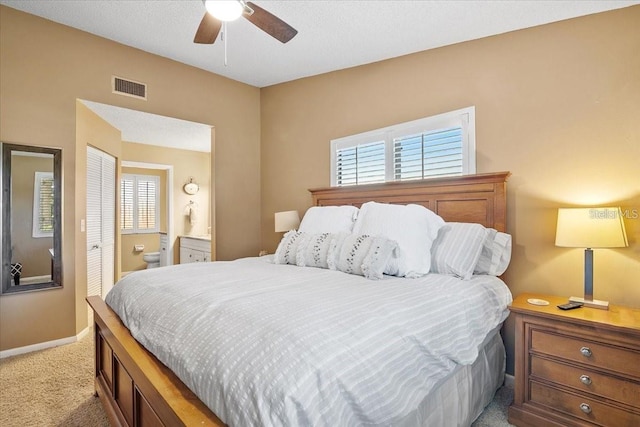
[205,0,244,22]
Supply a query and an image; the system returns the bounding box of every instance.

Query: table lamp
[555,207,628,310]
[275,210,300,233]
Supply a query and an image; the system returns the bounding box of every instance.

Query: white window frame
[330,106,476,186]
[32,171,55,238]
[120,173,160,234]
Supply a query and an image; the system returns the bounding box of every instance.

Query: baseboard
[0,326,91,359]
[504,373,515,389]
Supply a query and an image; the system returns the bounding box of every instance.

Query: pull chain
[223,21,228,66]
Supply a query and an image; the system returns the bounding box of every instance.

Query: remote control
[557,302,583,310]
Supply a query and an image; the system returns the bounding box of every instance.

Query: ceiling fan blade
[245,2,298,43]
[194,12,222,44]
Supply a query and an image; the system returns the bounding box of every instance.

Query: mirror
[1,143,62,294]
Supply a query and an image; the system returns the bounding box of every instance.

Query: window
[331,107,475,186]
[121,174,160,234]
[32,171,55,238]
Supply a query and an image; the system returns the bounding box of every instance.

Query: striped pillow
[430,223,487,280]
[474,229,512,276]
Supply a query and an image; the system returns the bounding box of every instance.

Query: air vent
[112,76,147,100]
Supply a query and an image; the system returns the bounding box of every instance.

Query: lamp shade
[275,210,300,232]
[555,207,628,248]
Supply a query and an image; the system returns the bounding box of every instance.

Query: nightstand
[508,293,640,427]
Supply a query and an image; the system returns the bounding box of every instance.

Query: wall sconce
[274,210,300,233]
[555,207,628,309]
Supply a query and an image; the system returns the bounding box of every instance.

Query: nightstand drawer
[531,329,640,378]
[531,356,640,408]
[530,381,640,426]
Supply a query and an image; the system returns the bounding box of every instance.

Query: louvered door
[86,147,115,299]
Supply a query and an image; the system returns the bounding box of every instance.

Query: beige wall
[260,7,640,373]
[0,6,261,351]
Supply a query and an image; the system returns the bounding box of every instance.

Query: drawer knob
[580,375,592,385]
[580,346,592,357]
[579,403,592,414]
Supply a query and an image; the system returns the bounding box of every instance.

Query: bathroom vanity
[179,235,211,264]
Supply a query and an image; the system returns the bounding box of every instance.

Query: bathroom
[119,144,211,274]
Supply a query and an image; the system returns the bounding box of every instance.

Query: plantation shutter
[331,107,474,187]
[120,174,159,233]
[32,172,55,237]
[136,177,157,230]
[393,127,463,180]
[120,177,134,232]
[336,141,385,186]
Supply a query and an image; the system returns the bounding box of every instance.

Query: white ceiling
[81,100,213,152]
[4,1,638,152]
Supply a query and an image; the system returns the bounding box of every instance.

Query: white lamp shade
[275,210,300,232]
[555,207,628,248]
[205,0,244,21]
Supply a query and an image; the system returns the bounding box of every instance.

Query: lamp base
[569,296,609,310]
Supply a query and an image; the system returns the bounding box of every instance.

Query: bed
[87,171,511,427]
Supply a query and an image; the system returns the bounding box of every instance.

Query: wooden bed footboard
[87,296,225,427]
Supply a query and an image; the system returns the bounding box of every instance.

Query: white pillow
[298,206,359,233]
[273,230,305,265]
[474,229,512,276]
[296,232,333,269]
[328,234,398,280]
[430,223,487,280]
[352,202,445,278]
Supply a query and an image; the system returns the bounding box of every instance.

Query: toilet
[142,252,161,269]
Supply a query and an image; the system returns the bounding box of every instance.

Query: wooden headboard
[309,172,510,232]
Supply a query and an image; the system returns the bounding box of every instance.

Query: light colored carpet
[0,332,109,427]
[472,385,515,426]
[0,333,513,426]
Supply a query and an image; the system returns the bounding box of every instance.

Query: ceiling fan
[194,0,298,45]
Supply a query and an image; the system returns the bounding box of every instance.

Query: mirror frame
[1,143,63,294]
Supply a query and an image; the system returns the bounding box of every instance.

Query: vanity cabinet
[179,236,211,264]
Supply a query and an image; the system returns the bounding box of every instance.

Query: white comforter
[106,256,512,427]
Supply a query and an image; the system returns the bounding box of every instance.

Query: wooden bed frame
[87,171,510,427]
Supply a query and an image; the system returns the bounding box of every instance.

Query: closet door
[87,147,115,299]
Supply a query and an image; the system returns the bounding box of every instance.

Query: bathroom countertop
[180,234,211,242]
